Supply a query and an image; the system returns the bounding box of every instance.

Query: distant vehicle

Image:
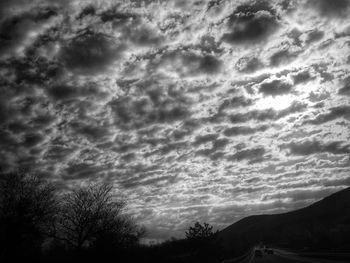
[255,250,263,257]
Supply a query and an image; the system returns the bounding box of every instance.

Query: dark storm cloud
[98,6,162,46]
[125,27,162,47]
[44,145,76,161]
[193,133,219,146]
[0,6,57,56]
[311,0,350,17]
[70,121,111,142]
[259,79,293,96]
[99,7,138,24]
[0,0,26,16]
[194,137,229,160]
[322,177,350,187]
[286,28,303,46]
[47,85,77,100]
[7,121,29,134]
[64,163,107,180]
[212,138,230,151]
[291,70,312,85]
[305,29,324,44]
[79,5,162,47]
[118,17,162,47]
[144,141,187,157]
[308,91,330,103]
[195,148,221,160]
[311,63,335,83]
[144,48,223,76]
[269,48,300,67]
[111,78,192,130]
[112,163,165,188]
[194,54,223,75]
[227,146,266,164]
[223,125,269,137]
[76,4,96,20]
[0,96,53,134]
[22,132,45,147]
[120,152,135,163]
[218,96,253,112]
[281,140,350,156]
[338,77,350,96]
[195,36,224,55]
[304,105,350,125]
[206,0,224,12]
[121,174,178,189]
[32,114,56,128]
[110,90,191,130]
[170,121,200,141]
[222,0,279,44]
[0,56,61,87]
[230,101,307,123]
[59,30,124,75]
[47,83,105,101]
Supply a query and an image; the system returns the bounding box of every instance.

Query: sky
[0,0,349,243]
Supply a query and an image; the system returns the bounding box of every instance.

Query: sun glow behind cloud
[255,95,297,110]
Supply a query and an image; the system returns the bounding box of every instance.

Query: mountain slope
[218,187,350,252]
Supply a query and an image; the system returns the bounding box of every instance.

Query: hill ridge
[218,187,350,253]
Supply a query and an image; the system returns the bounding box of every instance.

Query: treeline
[0,171,229,263]
[144,222,227,263]
[0,171,144,262]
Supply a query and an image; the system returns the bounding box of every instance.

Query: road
[250,248,350,263]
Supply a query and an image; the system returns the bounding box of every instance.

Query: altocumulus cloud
[0,0,349,242]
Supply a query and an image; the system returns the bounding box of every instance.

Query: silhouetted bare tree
[0,171,57,259]
[51,183,144,251]
[186,222,215,240]
[185,222,222,263]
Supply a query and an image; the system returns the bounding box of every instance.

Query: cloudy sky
[0,0,349,242]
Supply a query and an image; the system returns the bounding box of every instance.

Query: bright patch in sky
[256,95,296,110]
